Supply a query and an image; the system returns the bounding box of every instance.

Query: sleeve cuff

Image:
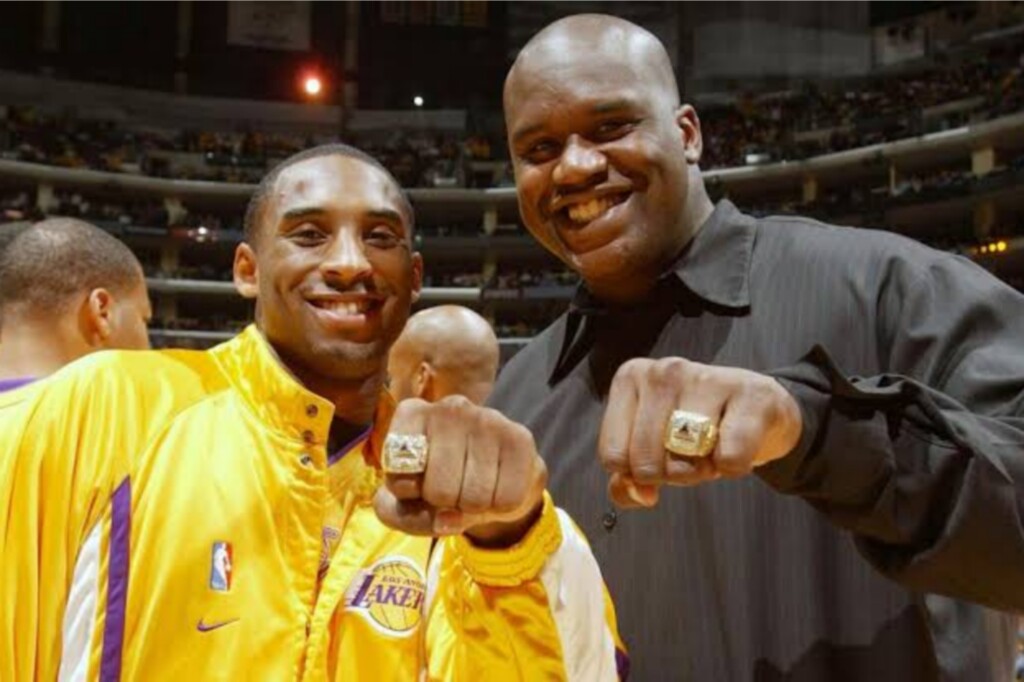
[447,491,563,587]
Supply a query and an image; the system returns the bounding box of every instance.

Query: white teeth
[567,197,613,224]
[313,300,370,315]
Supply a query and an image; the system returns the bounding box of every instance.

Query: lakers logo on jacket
[344,556,425,636]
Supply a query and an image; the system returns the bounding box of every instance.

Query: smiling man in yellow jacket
[0,144,626,681]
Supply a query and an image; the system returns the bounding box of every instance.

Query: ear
[234,242,259,299]
[412,361,433,400]
[675,104,703,165]
[410,252,424,304]
[83,288,114,346]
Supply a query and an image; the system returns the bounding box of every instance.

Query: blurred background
[0,0,1021,371]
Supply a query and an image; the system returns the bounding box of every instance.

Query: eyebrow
[280,205,407,229]
[367,208,405,225]
[512,98,639,144]
[281,206,327,221]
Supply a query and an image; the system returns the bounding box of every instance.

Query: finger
[608,472,659,509]
[421,402,470,511]
[459,413,500,515]
[713,395,765,478]
[492,422,535,516]
[385,399,429,500]
[667,364,728,480]
[627,372,677,485]
[599,362,640,474]
[373,487,435,536]
[664,455,720,486]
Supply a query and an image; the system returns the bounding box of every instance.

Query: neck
[263,339,385,426]
[304,371,384,426]
[0,318,89,380]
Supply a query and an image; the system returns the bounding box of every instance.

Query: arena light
[413,95,424,108]
[303,74,323,98]
[997,240,1008,253]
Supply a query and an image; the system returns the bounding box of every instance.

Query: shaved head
[505,14,680,116]
[388,305,499,405]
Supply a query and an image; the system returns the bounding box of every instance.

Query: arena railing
[1,110,1021,203]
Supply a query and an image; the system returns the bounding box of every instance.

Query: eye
[522,139,560,164]
[366,225,401,248]
[593,119,636,140]
[288,225,327,245]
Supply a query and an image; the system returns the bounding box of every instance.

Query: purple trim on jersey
[616,648,631,681]
[0,376,35,393]
[100,478,131,682]
[327,425,372,466]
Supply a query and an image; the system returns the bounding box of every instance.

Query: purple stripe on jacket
[616,647,631,681]
[100,478,132,682]
[0,376,35,393]
[327,425,373,466]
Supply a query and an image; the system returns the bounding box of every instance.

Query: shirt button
[602,510,618,532]
[305,404,318,418]
[302,430,315,444]
[299,453,313,467]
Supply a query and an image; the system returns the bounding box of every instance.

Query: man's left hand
[599,357,803,508]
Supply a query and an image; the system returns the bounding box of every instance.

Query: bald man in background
[388,305,499,405]
[0,217,152,389]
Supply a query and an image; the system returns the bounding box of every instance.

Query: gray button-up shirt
[489,200,1022,681]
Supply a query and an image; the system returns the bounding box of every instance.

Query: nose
[320,229,373,286]
[552,134,607,191]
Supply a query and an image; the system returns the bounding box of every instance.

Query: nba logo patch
[209,542,233,592]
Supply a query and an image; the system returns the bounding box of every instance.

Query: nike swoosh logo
[196,617,240,632]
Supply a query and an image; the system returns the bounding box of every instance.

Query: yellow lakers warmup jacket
[0,326,626,681]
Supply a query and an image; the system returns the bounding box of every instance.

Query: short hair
[0,221,34,257]
[0,217,144,316]
[242,142,415,246]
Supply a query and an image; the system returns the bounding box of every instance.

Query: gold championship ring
[664,410,718,458]
[381,434,430,474]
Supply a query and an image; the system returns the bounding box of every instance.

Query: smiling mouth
[563,193,630,226]
[307,299,378,315]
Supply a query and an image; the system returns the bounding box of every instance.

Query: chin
[295,337,383,381]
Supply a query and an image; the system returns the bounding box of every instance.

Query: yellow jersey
[0,325,625,681]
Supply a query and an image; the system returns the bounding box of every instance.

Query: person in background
[0,217,151,391]
[388,304,500,405]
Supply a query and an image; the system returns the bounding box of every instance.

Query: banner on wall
[227,2,311,52]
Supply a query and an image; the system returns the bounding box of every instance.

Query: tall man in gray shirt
[490,14,1023,681]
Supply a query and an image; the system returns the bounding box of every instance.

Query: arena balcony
[1,108,1022,350]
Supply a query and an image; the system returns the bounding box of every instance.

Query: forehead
[268,155,407,222]
[506,43,670,127]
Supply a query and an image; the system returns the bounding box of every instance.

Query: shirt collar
[551,199,756,384]
[0,376,36,393]
[211,325,395,467]
[670,199,756,310]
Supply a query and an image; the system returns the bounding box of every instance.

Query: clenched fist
[374,395,548,545]
[599,357,803,508]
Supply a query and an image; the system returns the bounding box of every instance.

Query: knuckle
[618,358,649,382]
[437,394,474,416]
[655,356,689,377]
[395,397,429,420]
